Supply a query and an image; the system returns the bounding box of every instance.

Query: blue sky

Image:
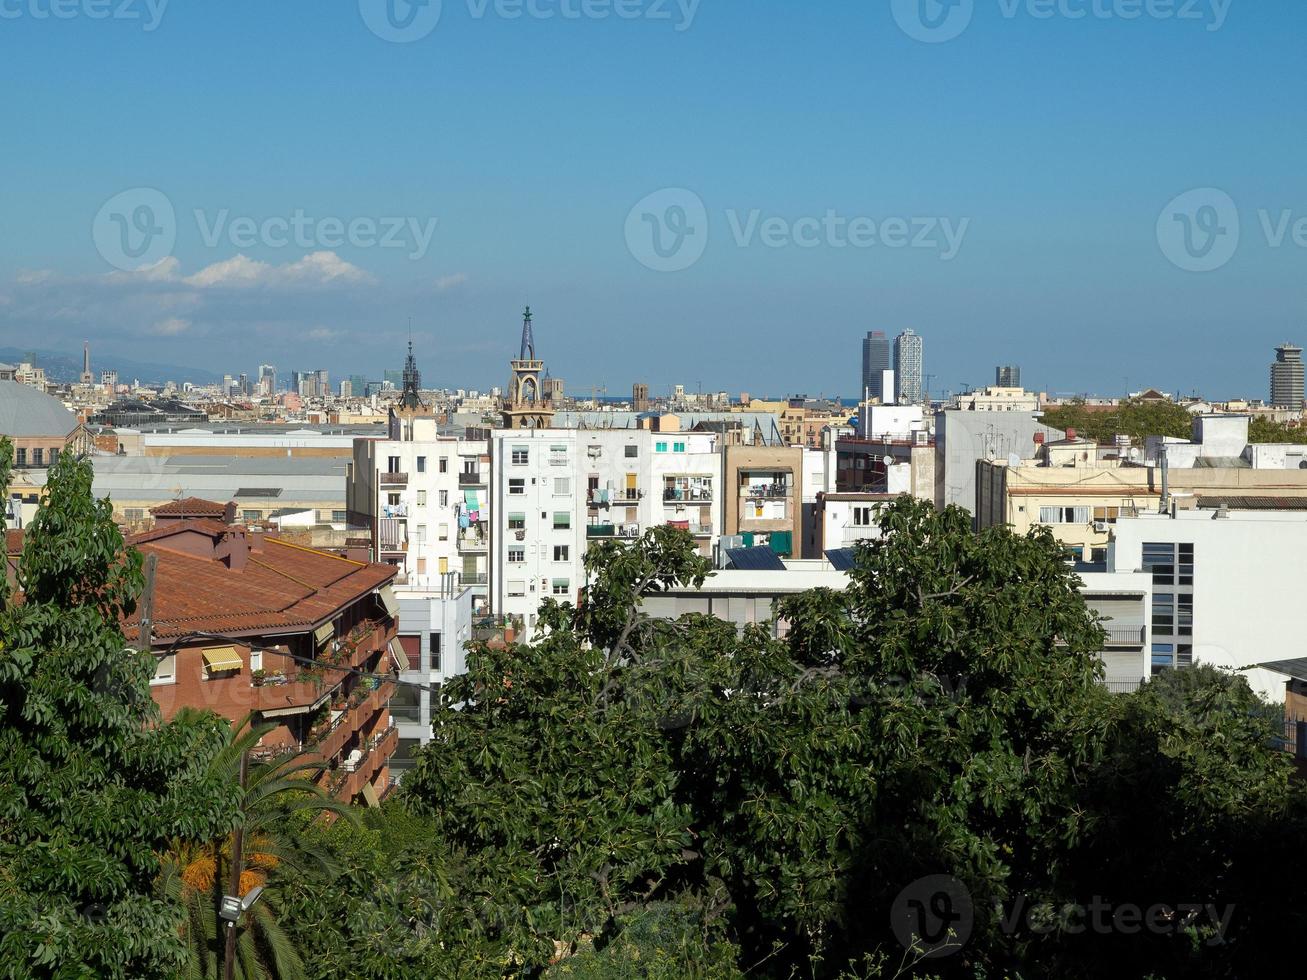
[1,0,1304,399]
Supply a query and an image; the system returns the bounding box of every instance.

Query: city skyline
[2,4,1306,396]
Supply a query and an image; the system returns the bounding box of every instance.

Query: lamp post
[222,747,250,980]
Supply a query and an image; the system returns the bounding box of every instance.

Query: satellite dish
[1007,453,1022,468]
[881,456,893,465]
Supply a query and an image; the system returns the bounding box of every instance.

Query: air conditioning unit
[1093,520,1108,532]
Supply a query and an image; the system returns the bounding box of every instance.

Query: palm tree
[161,712,356,979]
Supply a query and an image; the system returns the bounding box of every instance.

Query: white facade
[490,428,728,630]
[950,386,1040,413]
[1109,508,1307,702]
[390,585,475,774]
[348,421,490,599]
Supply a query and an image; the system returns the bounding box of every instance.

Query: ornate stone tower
[502,307,555,430]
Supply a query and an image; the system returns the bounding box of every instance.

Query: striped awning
[202,646,243,672]
[378,585,400,618]
[313,623,335,647]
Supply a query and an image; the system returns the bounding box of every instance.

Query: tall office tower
[258,364,276,396]
[222,374,235,397]
[996,365,1021,388]
[893,330,924,404]
[1271,344,1305,410]
[314,369,330,397]
[862,331,890,401]
[238,373,249,396]
[338,379,353,398]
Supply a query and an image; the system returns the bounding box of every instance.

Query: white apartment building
[1108,502,1307,702]
[389,584,475,779]
[950,386,1041,412]
[346,416,491,604]
[489,428,725,630]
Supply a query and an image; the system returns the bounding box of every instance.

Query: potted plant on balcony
[251,668,267,687]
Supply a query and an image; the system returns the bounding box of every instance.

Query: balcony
[458,471,486,487]
[380,472,408,487]
[666,522,712,537]
[664,487,713,503]
[1102,625,1146,648]
[332,726,400,802]
[307,675,395,766]
[458,535,488,552]
[588,523,640,540]
[460,572,489,586]
[740,483,793,499]
[588,488,643,506]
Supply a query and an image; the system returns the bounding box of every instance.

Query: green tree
[0,444,240,979]
[1042,398,1193,444]
[161,714,353,980]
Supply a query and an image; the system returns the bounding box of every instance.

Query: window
[508,579,526,597]
[439,490,448,507]
[124,508,145,521]
[391,681,421,722]
[439,523,449,540]
[512,446,529,465]
[553,512,571,530]
[387,456,401,473]
[509,478,526,496]
[508,547,526,563]
[439,457,449,473]
[625,444,638,458]
[553,545,569,562]
[14,449,25,466]
[32,448,43,466]
[388,493,401,506]
[242,510,261,522]
[415,524,428,544]
[250,650,262,671]
[417,490,427,506]
[674,441,685,452]
[428,632,441,671]
[853,506,873,527]
[1038,506,1089,524]
[554,477,570,496]
[152,654,176,686]
[1092,506,1121,524]
[552,579,570,595]
[48,448,59,464]
[332,510,347,522]
[656,442,668,453]
[508,513,526,530]
[549,445,568,466]
[588,475,600,492]
[416,456,427,473]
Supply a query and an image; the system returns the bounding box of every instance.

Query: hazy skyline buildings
[894,330,923,404]
[997,365,1021,388]
[1271,344,1304,411]
[862,331,890,402]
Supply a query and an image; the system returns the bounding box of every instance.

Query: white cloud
[149,317,191,336]
[184,251,374,289]
[306,327,341,341]
[435,272,469,291]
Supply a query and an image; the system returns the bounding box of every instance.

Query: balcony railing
[589,488,642,506]
[458,471,486,486]
[380,472,409,487]
[458,536,488,552]
[460,572,489,586]
[1102,625,1146,647]
[666,522,712,536]
[588,523,640,540]
[664,487,713,503]
[741,484,793,499]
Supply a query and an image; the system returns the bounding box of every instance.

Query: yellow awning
[388,638,410,673]
[202,646,243,672]
[313,622,335,647]
[360,780,381,808]
[378,585,400,619]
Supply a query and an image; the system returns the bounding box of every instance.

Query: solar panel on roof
[825,548,858,571]
[725,546,787,571]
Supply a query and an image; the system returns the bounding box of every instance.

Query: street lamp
[218,884,263,924]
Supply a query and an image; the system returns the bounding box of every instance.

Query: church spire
[401,338,421,410]
[519,306,536,361]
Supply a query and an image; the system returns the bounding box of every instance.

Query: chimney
[223,501,238,525]
[217,526,249,571]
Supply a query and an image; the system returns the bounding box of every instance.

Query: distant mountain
[0,347,223,386]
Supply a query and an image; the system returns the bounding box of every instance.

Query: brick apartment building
[124,501,403,805]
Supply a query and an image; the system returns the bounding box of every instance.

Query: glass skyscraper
[894,330,924,404]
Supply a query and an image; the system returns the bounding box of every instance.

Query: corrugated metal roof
[1197,496,1307,511]
[725,546,787,571]
[1250,658,1307,681]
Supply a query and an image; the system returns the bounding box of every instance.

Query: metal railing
[1102,625,1146,647]
[741,484,793,499]
[663,488,713,502]
[458,472,485,486]
[380,472,409,486]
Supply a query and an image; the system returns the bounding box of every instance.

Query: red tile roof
[124,529,396,642]
[5,529,22,556]
[151,497,231,518]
